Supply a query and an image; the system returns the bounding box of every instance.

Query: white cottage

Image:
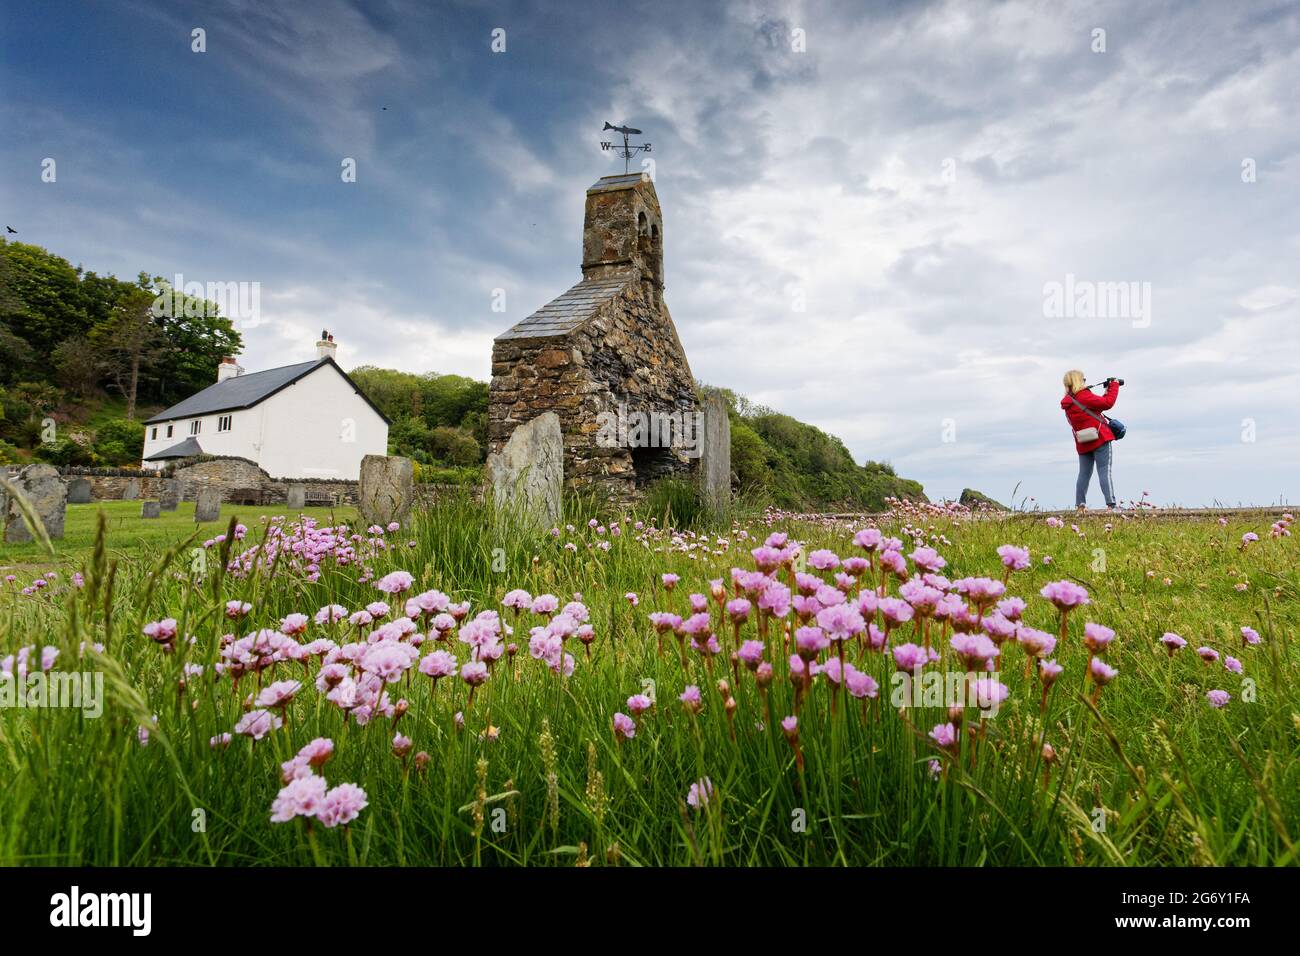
[141,332,389,480]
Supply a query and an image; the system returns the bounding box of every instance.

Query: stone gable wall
[490,281,697,502]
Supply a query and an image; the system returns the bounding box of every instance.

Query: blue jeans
[1076,441,1115,508]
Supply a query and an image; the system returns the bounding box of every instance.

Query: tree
[90,285,163,420]
[143,274,242,405]
[0,242,91,358]
[52,338,101,398]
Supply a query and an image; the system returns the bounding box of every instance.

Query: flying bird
[5,226,15,234]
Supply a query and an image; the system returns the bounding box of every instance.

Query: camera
[1106,377,1125,386]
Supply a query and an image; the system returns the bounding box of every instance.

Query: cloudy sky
[4,0,1298,508]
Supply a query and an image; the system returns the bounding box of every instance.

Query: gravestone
[123,478,141,500]
[359,455,413,528]
[699,392,731,513]
[194,487,221,523]
[141,500,161,519]
[286,484,306,510]
[66,477,92,504]
[487,412,563,528]
[3,463,68,542]
[159,479,180,512]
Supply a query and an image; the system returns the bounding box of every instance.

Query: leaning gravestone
[66,477,92,504]
[487,412,563,528]
[699,392,732,514]
[122,478,141,500]
[3,463,68,542]
[286,484,307,510]
[141,500,161,519]
[359,455,413,528]
[194,487,222,523]
[159,479,180,512]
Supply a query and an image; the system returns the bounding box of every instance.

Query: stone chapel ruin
[489,171,716,506]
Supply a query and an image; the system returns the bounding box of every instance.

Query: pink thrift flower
[419,649,457,679]
[255,680,302,709]
[1089,658,1119,686]
[612,712,636,740]
[686,777,713,809]
[460,661,489,686]
[1082,622,1116,654]
[970,678,1010,710]
[375,571,414,594]
[234,709,282,740]
[271,775,328,822]
[1160,632,1187,654]
[1206,690,1230,709]
[815,603,866,641]
[996,544,1030,571]
[845,665,879,699]
[929,722,957,749]
[808,549,840,571]
[317,782,368,828]
[1039,580,1089,611]
[892,642,928,672]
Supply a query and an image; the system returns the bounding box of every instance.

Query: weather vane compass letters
[601,122,651,174]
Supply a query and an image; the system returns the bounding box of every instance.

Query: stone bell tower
[581,172,664,302]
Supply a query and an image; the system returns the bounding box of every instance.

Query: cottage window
[150,427,157,440]
[190,420,202,436]
[166,425,174,438]
[218,415,232,432]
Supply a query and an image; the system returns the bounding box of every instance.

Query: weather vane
[601,122,652,175]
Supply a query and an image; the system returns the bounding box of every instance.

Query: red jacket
[1061,381,1120,455]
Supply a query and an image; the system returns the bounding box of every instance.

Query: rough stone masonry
[489,172,702,506]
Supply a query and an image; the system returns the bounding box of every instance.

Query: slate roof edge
[144,357,392,426]
[493,272,635,343]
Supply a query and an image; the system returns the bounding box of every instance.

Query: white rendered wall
[252,366,387,479]
[139,366,387,479]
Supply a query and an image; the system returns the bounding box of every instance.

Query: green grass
[0,501,358,569]
[0,496,1296,866]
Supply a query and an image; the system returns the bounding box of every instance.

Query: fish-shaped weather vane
[600,122,652,175]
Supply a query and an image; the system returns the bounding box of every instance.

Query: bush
[94,417,145,465]
[428,426,480,466]
[32,437,95,466]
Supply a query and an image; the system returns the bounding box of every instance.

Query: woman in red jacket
[1061,370,1121,510]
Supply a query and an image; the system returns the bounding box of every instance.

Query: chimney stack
[217,356,244,383]
[316,330,338,361]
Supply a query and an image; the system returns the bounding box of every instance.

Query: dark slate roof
[496,273,632,341]
[587,172,648,193]
[143,357,392,425]
[144,437,203,460]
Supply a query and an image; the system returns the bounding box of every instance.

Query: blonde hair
[1062,369,1086,394]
